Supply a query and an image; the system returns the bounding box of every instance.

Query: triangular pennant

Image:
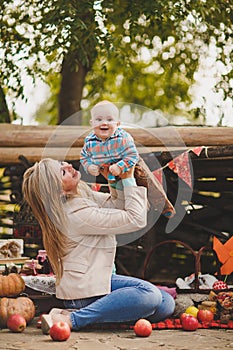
[152,168,163,185]
[192,146,204,156]
[168,152,192,188]
[167,159,177,173]
[91,183,102,192]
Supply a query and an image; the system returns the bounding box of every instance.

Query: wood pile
[0,123,233,165]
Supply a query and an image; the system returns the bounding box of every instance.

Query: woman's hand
[109,164,121,176]
[99,165,110,180]
[119,166,135,179]
[100,165,135,181]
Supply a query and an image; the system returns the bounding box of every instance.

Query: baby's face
[91,114,120,140]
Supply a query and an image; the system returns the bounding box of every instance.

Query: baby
[80,100,139,181]
[80,100,175,218]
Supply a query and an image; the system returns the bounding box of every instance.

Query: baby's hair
[91,100,119,120]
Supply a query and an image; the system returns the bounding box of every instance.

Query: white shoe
[48,308,65,316]
[41,311,72,334]
[41,314,53,335]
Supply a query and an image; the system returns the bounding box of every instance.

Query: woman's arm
[67,168,147,238]
[90,166,137,209]
[68,186,147,238]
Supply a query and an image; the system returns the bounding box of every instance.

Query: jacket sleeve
[89,185,125,209]
[67,186,147,239]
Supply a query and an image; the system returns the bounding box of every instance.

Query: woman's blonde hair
[22,158,69,283]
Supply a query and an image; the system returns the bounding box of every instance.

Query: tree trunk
[58,58,88,125]
[0,86,11,123]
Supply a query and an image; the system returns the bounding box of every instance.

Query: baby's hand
[109,164,121,176]
[88,164,100,176]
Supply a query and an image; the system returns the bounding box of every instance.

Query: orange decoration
[213,236,233,275]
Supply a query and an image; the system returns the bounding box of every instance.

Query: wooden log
[1,124,233,147]
[191,192,233,211]
[1,146,233,166]
[194,178,233,192]
[0,123,233,165]
[155,145,233,165]
[0,147,82,165]
[192,158,233,177]
[0,146,188,166]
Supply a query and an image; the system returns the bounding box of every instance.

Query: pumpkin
[0,296,35,328]
[0,273,25,297]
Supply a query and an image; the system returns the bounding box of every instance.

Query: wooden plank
[1,124,233,147]
[1,146,233,166]
[0,146,189,165]
[194,179,233,192]
[192,158,233,177]
[156,145,233,165]
[0,147,82,165]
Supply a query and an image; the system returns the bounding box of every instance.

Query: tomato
[180,313,199,331]
[134,319,152,337]
[197,309,214,323]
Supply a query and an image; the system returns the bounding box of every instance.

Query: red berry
[212,281,228,290]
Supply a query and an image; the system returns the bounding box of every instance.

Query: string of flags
[152,146,205,188]
[153,146,233,276]
[91,146,206,191]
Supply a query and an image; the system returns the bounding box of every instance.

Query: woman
[22,158,175,332]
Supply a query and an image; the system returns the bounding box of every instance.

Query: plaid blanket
[87,318,233,330]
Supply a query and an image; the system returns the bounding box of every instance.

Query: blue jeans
[63,274,175,330]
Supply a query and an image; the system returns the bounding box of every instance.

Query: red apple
[180,313,199,331]
[7,314,26,333]
[197,309,214,323]
[49,321,71,341]
[180,312,189,322]
[134,319,152,337]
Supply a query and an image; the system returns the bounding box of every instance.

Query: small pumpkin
[0,296,35,328]
[0,273,25,297]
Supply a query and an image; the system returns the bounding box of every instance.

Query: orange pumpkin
[0,273,25,297]
[0,296,35,328]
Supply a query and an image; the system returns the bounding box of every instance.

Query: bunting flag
[148,146,206,193]
[167,151,192,188]
[192,146,204,156]
[213,236,233,275]
[152,168,163,185]
[91,183,102,192]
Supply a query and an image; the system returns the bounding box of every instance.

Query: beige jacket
[56,185,147,300]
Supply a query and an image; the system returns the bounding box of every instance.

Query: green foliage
[0,0,232,124]
[34,73,60,125]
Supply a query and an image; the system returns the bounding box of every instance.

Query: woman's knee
[148,290,175,323]
[137,282,163,313]
[162,291,175,317]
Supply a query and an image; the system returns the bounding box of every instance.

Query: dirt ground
[0,317,233,350]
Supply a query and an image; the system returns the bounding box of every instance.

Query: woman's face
[60,162,81,194]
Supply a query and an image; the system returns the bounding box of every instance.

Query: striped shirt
[80,128,139,173]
